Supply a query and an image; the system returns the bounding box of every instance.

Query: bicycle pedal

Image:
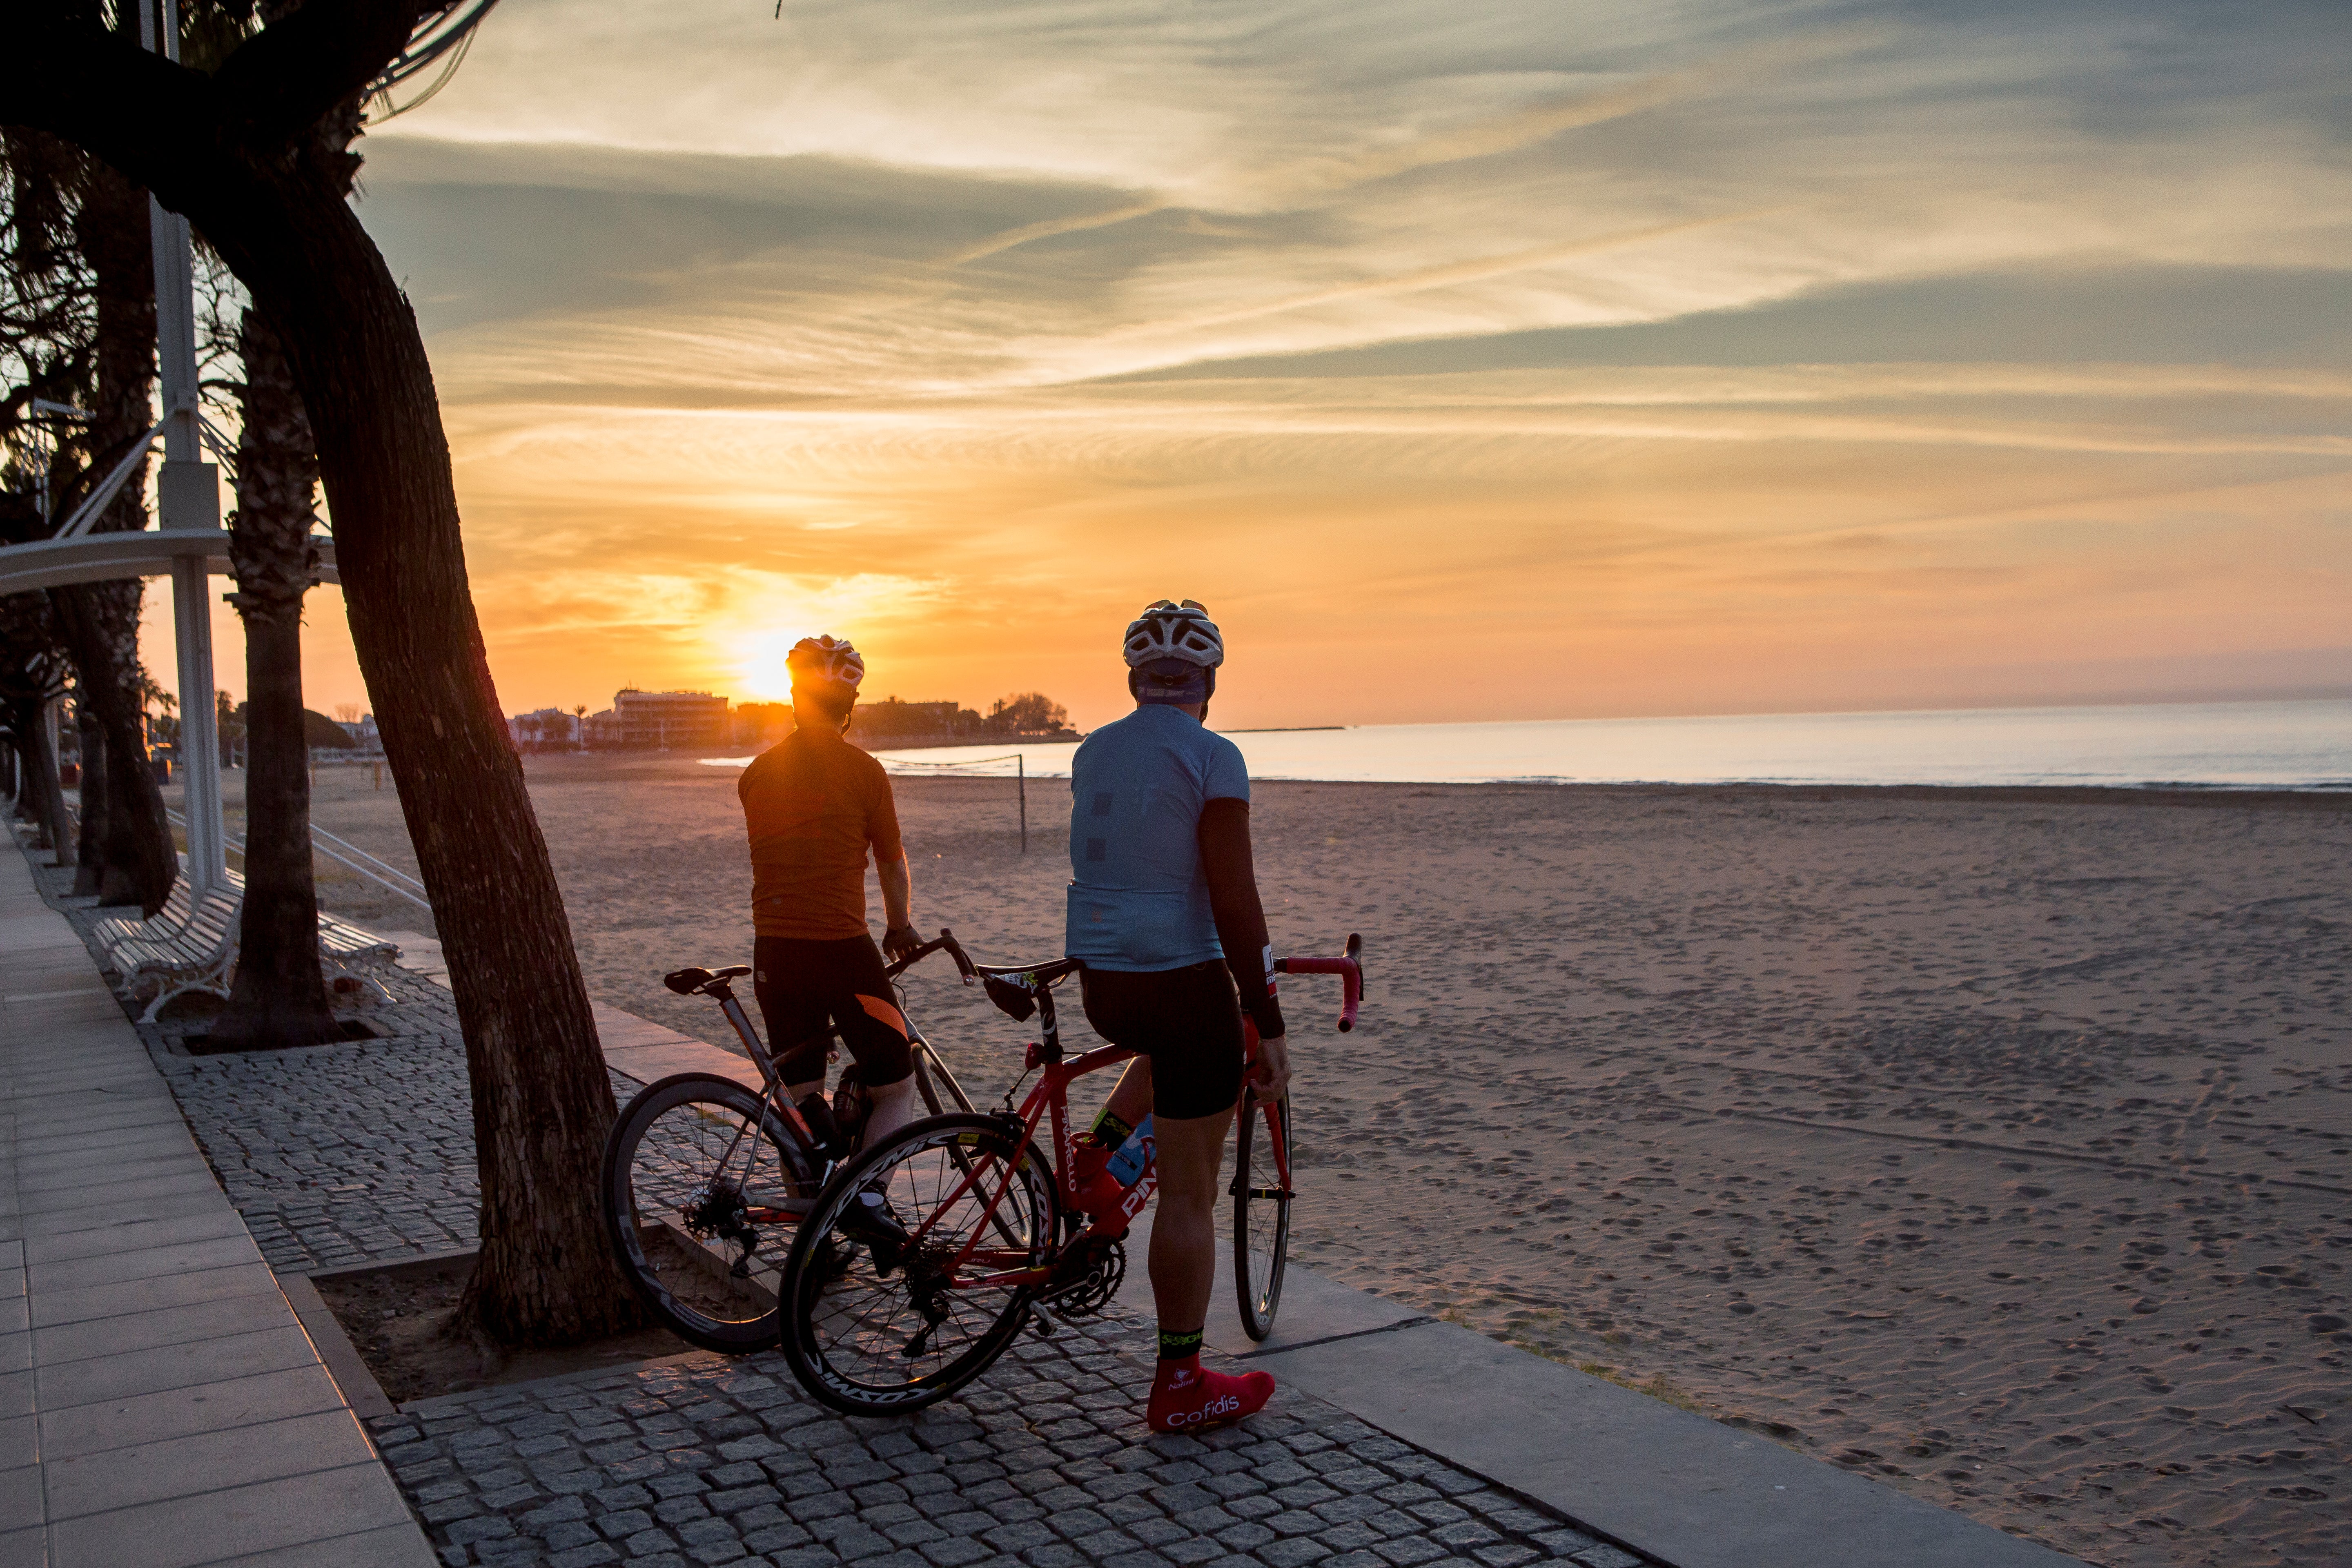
[1027,1302,1066,1338]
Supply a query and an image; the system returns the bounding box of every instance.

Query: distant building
[583,708,624,750]
[613,688,730,750]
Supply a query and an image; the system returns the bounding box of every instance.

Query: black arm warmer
[1198,798,1287,1038]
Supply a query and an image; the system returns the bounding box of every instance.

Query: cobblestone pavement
[374,1308,1655,1568]
[149,966,491,1271]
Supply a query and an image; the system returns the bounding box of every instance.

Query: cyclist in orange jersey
[737,636,925,1247]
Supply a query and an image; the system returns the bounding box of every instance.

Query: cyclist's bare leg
[1147,1106,1233,1332]
[1096,1058,1154,1136]
[860,1072,917,1150]
[835,1071,922,1267]
[1144,1104,1272,1429]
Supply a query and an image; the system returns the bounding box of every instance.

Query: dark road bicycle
[778,935,1364,1415]
[599,930,984,1353]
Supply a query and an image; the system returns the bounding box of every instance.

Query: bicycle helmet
[1123,599,1223,669]
[786,635,865,691]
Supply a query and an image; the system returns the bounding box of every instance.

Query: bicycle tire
[602,1072,819,1354]
[1232,1089,1292,1341]
[780,1112,1057,1415]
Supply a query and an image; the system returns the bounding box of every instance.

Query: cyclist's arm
[877,851,912,931]
[869,767,918,957]
[1198,798,1286,1047]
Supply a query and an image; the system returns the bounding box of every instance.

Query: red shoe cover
[1147,1357,1274,1432]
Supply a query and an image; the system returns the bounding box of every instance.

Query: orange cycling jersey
[738,726,904,940]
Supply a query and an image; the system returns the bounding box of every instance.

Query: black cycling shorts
[753,933,913,1089]
[1079,960,1245,1121]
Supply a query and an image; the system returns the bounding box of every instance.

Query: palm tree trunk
[47,584,175,913]
[13,702,75,864]
[214,304,336,1050]
[69,699,107,895]
[212,609,336,1047]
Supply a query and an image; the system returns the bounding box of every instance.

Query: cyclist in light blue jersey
[1065,599,1289,1431]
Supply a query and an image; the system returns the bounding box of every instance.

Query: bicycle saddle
[973,957,1082,1021]
[664,964,751,996]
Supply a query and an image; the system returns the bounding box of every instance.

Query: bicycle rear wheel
[1232,1089,1292,1341]
[602,1073,819,1353]
[781,1114,1056,1415]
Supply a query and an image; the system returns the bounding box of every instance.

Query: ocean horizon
[699,696,2352,791]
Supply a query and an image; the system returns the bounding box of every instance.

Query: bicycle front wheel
[781,1113,1057,1415]
[1233,1089,1292,1341]
[602,1073,820,1354]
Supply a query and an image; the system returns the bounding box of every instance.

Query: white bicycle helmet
[1122,599,1223,669]
[786,634,865,690]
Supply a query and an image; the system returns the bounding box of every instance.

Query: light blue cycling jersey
[1065,705,1250,972]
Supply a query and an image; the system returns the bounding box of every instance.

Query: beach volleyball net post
[883,752,1030,852]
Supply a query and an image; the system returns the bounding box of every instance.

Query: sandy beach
[262,755,2350,1567]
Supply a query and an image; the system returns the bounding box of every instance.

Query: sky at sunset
[148,0,2352,731]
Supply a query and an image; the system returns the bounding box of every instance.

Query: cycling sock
[1158,1327,1204,1361]
[1147,1355,1274,1432]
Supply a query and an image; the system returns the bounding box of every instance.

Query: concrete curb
[277,1270,399,1421]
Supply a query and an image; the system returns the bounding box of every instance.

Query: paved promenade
[1,836,432,1566]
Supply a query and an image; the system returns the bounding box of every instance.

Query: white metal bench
[111,884,243,1021]
[317,911,402,997]
[93,877,196,952]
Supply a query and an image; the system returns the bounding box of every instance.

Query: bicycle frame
[910,941,1361,1294]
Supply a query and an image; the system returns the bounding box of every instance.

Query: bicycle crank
[1042,1236,1126,1317]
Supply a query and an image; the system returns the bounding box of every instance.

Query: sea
[702,697,2352,791]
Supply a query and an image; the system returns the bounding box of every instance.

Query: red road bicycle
[778,936,1365,1415]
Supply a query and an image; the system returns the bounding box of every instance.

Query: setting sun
[731,626,818,702]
